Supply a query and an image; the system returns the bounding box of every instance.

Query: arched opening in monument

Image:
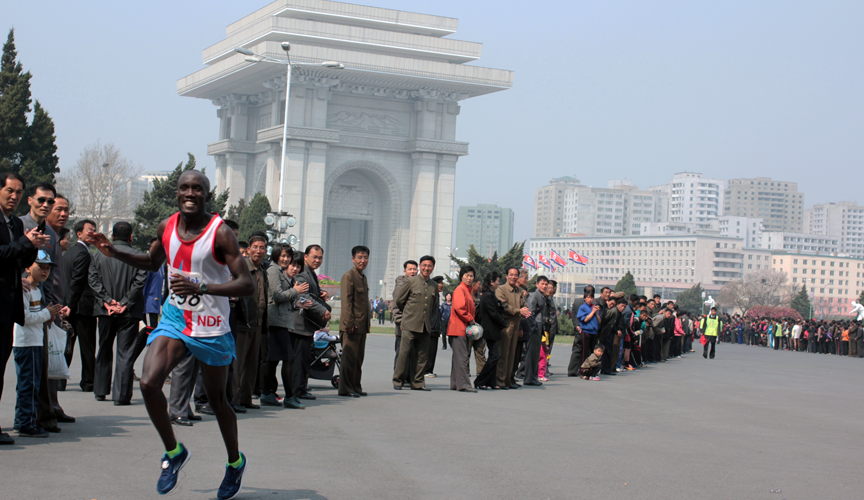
[322,166,397,296]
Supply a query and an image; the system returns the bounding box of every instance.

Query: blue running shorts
[147,323,235,366]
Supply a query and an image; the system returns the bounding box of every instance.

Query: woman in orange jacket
[448,266,477,392]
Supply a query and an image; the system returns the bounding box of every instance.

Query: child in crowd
[579,344,605,381]
[313,324,339,343]
[13,250,63,438]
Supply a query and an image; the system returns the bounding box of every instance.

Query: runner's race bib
[169,267,205,312]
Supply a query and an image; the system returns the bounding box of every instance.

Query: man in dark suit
[89,221,147,405]
[0,172,46,445]
[392,255,437,391]
[294,244,331,400]
[523,276,548,386]
[64,219,98,392]
[338,245,370,398]
[232,234,268,409]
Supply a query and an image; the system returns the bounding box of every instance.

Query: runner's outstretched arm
[85,219,169,272]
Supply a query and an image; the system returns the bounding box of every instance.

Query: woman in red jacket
[448,266,477,392]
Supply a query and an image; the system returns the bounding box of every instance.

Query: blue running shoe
[217,452,247,500]
[157,443,191,495]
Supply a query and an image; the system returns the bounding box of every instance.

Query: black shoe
[44,426,62,433]
[357,391,368,396]
[80,384,94,392]
[232,404,247,413]
[283,397,306,409]
[508,385,520,390]
[459,388,478,393]
[393,385,402,390]
[114,400,131,406]
[0,432,16,444]
[339,393,360,398]
[17,427,49,438]
[525,381,543,386]
[196,404,215,415]
[241,403,260,409]
[703,354,707,359]
[297,393,316,401]
[187,414,202,421]
[411,387,431,391]
[171,417,193,427]
[95,395,106,401]
[511,383,521,388]
[57,414,76,423]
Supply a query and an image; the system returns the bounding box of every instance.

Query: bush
[744,305,802,321]
[558,313,574,336]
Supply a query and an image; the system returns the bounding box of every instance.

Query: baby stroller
[309,337,342,388]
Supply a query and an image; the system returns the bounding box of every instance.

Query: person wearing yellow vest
[700,307,722,359]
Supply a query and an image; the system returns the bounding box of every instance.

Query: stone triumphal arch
[177,0,513,291]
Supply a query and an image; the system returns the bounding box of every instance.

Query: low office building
[771,252,863,318]
[527,235,771,308]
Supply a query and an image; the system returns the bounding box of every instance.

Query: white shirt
[13,286,51,347]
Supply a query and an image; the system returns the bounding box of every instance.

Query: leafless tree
[717,268,790,314]
[59,141,143,232]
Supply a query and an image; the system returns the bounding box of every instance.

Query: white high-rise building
[651,172,724,224]
[717,215,763,249]
[805,201,864,258]
[561,180,666,236]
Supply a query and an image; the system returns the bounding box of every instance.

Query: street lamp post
[234,42,344,240]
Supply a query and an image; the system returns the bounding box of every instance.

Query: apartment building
[805,201,864,258]
[724,177,804,232]
[771,252,863,317]
[454,204,515,259]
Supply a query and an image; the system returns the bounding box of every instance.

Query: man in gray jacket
[293,244,331,401]
[21,181,72,429]
[89,221,147,405]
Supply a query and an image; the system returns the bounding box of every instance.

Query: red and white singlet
[161,212,232,337]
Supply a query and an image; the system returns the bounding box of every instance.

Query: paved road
[3,336,863,499]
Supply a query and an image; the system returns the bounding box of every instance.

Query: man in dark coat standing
[0,173,46,445]
[338,245,370,397]
[89,221,147,405]
[64,219,98,392]
[523,276,549,386]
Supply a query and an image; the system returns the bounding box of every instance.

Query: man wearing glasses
[20,181,74,433]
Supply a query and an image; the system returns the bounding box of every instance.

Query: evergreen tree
[132,154,227,250]
[237,192,271,242]
[614,271,637,298]
[0,29,33,173]
[445,241,531,291]
[859,290,864,305]
[675,282,705,314]
[226,198,246,222]
[0,29,59,195]
[19,101,59,184]
[791,284,812,319]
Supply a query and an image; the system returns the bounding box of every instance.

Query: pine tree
[445,241,531,291]
[0,29,33,173]
[226,198,246,222]
[790,284,811,319]
[614,271,637,298]
[237,192,271,242]
[132,154,227,250]
[675,282,705,314]
[19,101,59,184]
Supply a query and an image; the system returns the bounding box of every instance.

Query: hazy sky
[4,0,862,242]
